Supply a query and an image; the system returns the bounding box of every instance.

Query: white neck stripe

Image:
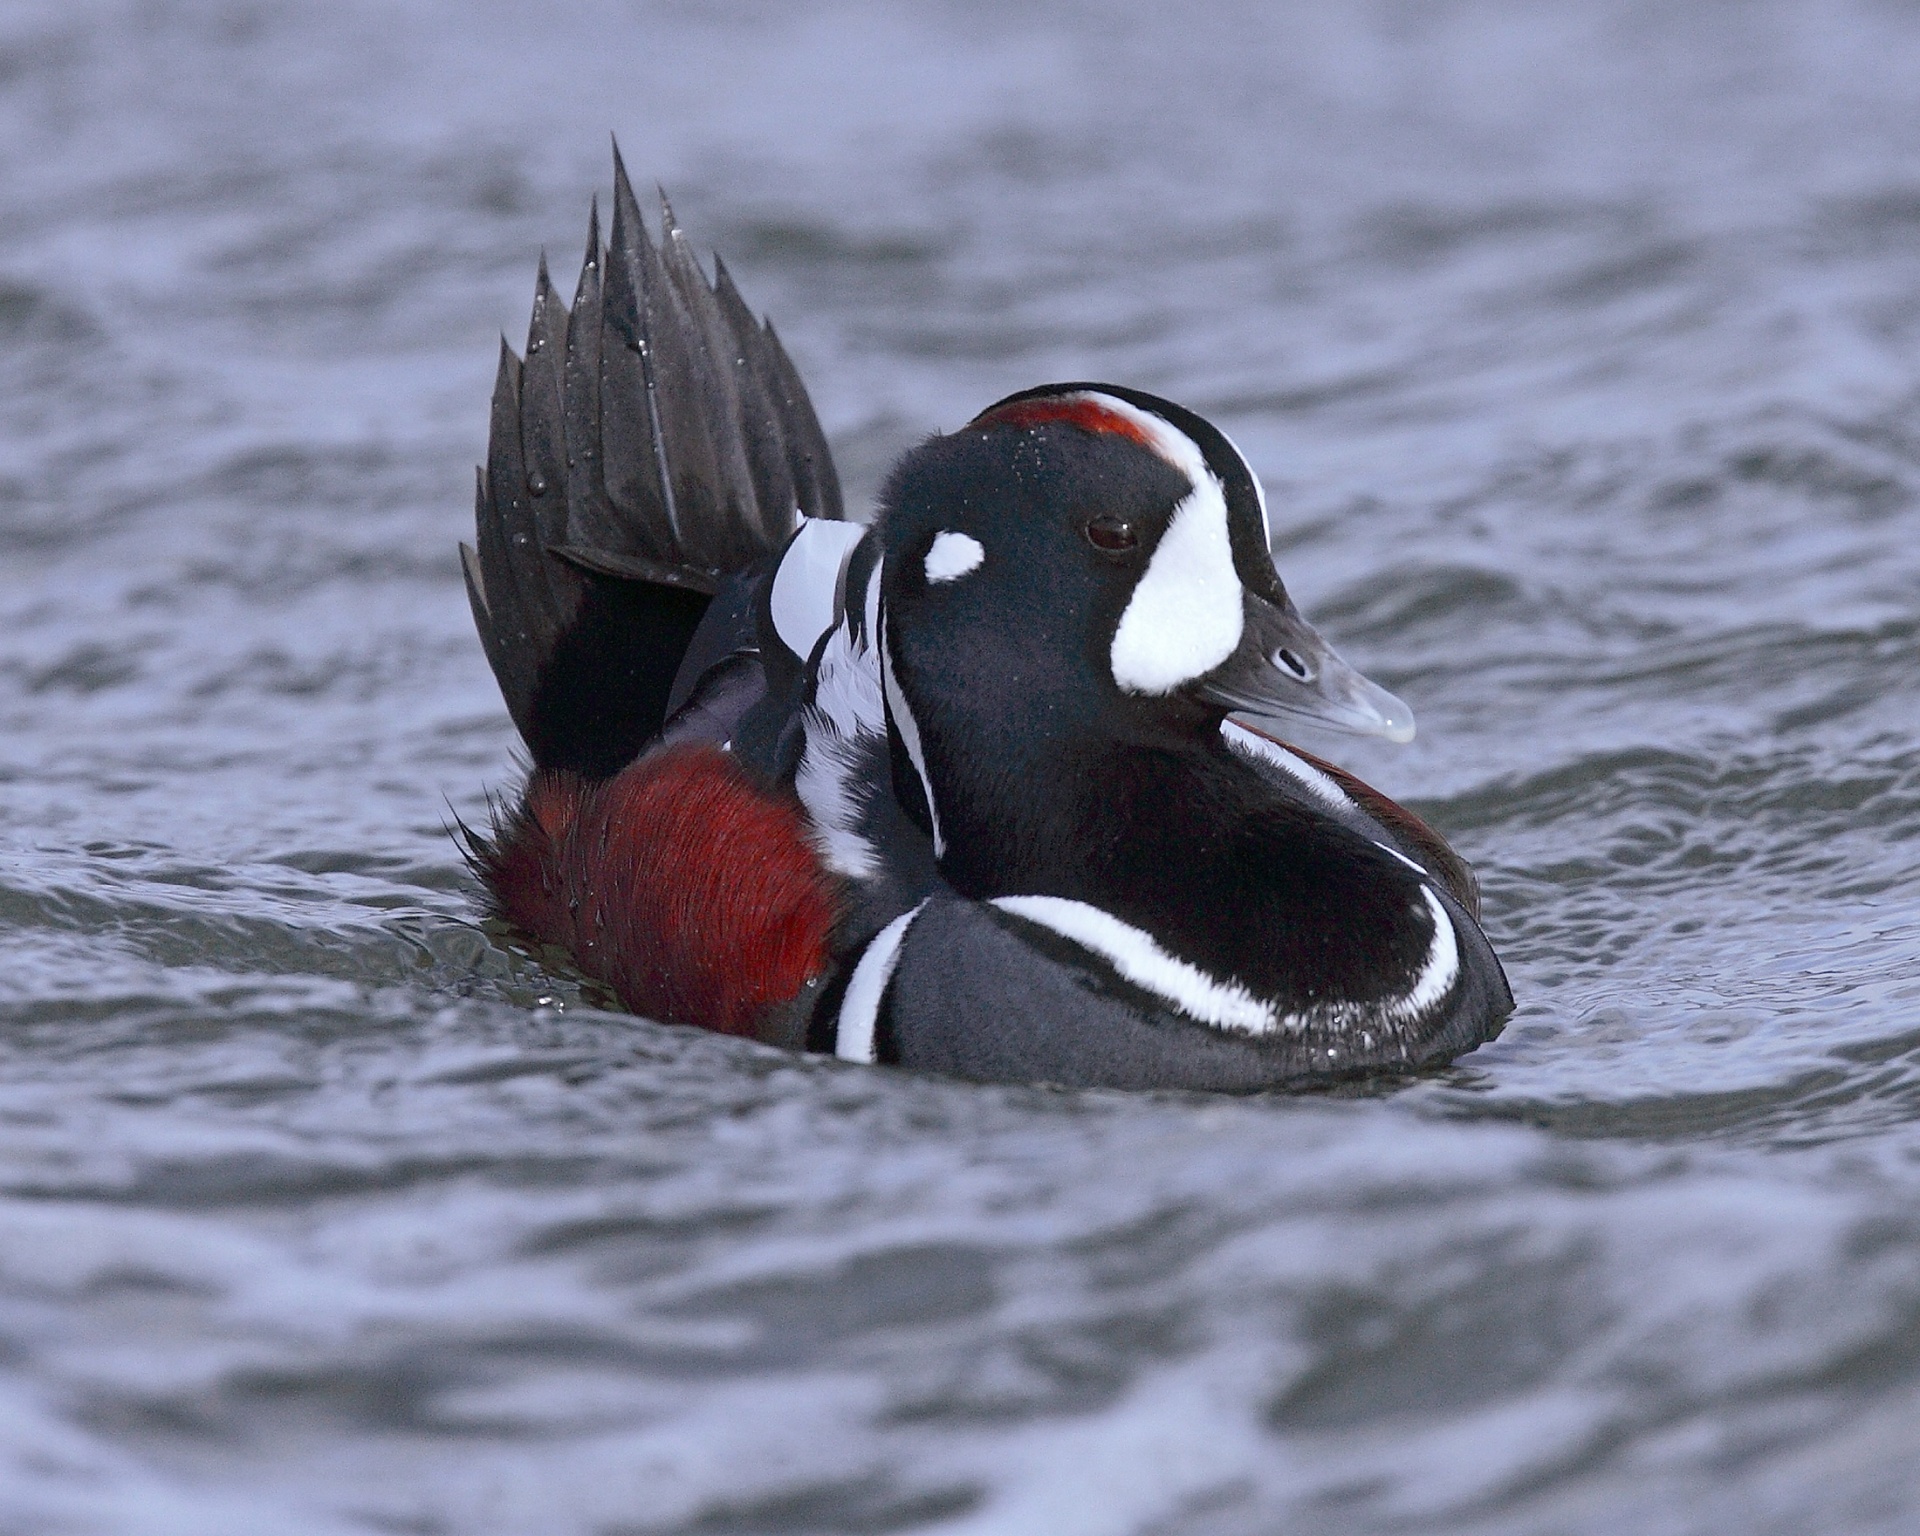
[1221,720,1352,810]
[880,609,945,858]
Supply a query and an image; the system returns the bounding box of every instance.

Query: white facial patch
[991,895,1279,1035]
[1109,477,1245,695]
[923,531,984,584]
[1035,391,1255,697]
[835,901,928,1063]
[770,518,869,662]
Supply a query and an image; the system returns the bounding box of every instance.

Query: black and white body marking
[991,895,1276,1033]
[1216,718,1463,1040]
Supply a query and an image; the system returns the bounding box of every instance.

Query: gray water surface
[4,2,1920,1532]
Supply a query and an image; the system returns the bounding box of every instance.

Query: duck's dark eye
[1084,514,1138,553]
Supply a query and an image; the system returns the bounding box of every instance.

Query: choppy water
[4,1,1920,1530]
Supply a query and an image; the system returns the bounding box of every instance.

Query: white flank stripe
[1110,477,1245,694]
[924,530,984,583]
[770,518,868,662]
[880,612,945,857]
[1399,886,1460,1020]
[991,894,1278,1035]
[835,902,928,1063]
[1221,719,1352,810]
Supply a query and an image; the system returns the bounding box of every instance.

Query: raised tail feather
[462,144,844,778]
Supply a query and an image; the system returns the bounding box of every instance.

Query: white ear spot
[924,531,984,584]
[1110,477,1245,695]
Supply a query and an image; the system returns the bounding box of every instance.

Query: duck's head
[874,382,1409,771]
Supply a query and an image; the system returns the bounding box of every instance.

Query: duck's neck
[925,708,1221,903]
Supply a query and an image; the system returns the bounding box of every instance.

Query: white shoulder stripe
[770,518,868,662]
[1220,719,1352,810]
[991,894,1279,1035]
[835,901,928,1063]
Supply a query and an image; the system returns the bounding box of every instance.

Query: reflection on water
[3,1,1920,1531]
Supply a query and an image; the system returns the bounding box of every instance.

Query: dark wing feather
[711,255,801,540]
[464,144,845,775]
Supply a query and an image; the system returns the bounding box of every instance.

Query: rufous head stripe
[968,395,1159,451]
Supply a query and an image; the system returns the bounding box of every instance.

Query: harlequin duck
[461,150,1512,1089]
